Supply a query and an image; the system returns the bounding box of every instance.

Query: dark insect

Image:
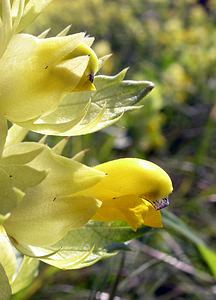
[88,72,94,83]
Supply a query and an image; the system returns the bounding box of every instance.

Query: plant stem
[109,252,126,300]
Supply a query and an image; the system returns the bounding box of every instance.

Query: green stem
[109,252,125,300]
[194,104,216,166]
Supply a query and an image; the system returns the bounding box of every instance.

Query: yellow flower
[80,158,173,229]
[0,32,98,123]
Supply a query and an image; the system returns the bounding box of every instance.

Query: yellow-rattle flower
[0,32,98,123]
[81,158,173,229]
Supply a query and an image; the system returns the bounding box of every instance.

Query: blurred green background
[16,0,216,299]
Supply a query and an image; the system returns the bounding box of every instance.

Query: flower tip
[148,81,155,91]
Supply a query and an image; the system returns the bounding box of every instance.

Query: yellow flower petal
[93,195,162,229]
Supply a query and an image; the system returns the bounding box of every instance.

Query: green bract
[15,221,152,270]
[3,140,105,247]
[0,0,53,57]
[0,125,104,250]
[0,124,46,217]
[17,69,154,136]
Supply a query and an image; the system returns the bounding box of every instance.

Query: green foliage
[163,211,216,279]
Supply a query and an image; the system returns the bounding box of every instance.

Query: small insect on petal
[151,197,170,210]
[88,72,94,83]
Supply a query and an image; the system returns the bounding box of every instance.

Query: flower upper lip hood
[78,158,173,229]
[87,158,173,202]
[0,32,98,123]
